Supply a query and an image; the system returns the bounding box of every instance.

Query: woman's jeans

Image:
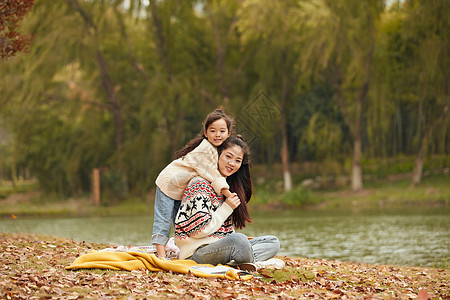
[151,188,180,246]
[191,233,280,265]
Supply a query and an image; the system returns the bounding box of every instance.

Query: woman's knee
[230,233,251,248]
[228,233,253,263]
[250,235,280,261]
[269,236,281,251]
[252,235,280,248]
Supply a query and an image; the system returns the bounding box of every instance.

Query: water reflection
[1,209,448,268]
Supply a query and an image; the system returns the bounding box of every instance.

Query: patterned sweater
[174,177,234,260]
[155,139,229,200]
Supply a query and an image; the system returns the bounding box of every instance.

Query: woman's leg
[191,233,254,265]
[249,235,280,262]
[151,188,176,257]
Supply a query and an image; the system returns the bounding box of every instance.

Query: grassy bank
[252,173,450,210]
[1,173,449,218]
[1,195,154,219]
[1,232,449,299]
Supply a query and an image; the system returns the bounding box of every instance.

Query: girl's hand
[225,194,240,209]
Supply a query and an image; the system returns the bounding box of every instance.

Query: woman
[174,136,283,270]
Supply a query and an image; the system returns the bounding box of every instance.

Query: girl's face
[204,118,230,147]
[218,145,244,177]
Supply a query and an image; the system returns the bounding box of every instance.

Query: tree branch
[113,5,149,81]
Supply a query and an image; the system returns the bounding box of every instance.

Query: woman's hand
[225,193,240,209]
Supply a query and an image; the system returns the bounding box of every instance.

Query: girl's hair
[175,108,234,159]
[218,135,253,229]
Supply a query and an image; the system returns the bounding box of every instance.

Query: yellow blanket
[66,251,253,280]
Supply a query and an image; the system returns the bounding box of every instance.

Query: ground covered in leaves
[1,233,448,299]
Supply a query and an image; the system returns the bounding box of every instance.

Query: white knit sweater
[155,139,229,200]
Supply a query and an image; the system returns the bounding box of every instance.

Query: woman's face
[218,145,244,177]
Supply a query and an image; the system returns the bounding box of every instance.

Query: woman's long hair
[175,108,234,159]
[219,136,253,229]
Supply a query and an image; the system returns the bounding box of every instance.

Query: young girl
[152,108,235,258]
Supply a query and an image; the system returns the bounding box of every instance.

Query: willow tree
[66,0,128,194]
[0,0,35,184]
[237,0,311,191]
[0,0,99,194]
[400,0,450,185]
[201,0,257,107]
[144,0,210,158]
[300,0,384,191]
[106,0,207,192]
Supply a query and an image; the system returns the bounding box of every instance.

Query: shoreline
[1,172,449,218]
[1,189,449,219]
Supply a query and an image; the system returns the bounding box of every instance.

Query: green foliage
[0,181,37,199]
[100,169,127,205]
[0,0,449,198]
[279,185,312,207]
[251,192,271,205]
[362,155,449,178]
[304,113,343,161]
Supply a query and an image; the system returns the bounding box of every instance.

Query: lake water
[1,208,449,268]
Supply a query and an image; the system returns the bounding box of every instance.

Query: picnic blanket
[97,238,180,259]
[66,251,253,280]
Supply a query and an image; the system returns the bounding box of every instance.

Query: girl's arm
[221,188,233,198]
[182,141,230,195]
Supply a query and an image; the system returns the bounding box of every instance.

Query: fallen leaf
[418,289,429,300]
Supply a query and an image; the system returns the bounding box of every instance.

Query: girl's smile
[204,118,230,147]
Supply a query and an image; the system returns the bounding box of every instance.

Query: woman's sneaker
[255,258,285,270]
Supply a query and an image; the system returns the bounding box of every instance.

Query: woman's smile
[225,165,233,173]
[218,145,243,177]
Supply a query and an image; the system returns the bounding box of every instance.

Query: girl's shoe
[255,258,285,270]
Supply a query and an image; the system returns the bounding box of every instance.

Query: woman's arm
[175,179,233,239]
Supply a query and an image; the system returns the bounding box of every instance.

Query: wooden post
[92,168,100,206]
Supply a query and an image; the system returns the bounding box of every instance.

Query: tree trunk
[11,158,16,188]
[411,127,429,185]
[350,2,375,192]
[352,79,365,192]
[331,1,376,192]
[95,49,124,171]
[352,136,363,191]
[280,117,292,191]
[95,47,128,196]
[280,64,292,192]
